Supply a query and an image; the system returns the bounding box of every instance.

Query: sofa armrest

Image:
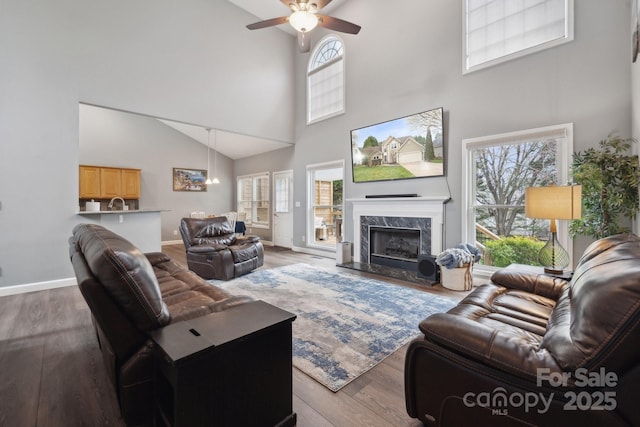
[420,313,561,379]
[235,235,260,244]
[145,252,171,266]
[187,244,227,254]
[490,266,569,300]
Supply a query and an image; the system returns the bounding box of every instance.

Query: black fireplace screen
[369,226,420,262]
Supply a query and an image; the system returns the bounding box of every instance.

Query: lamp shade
[525,185,582,220]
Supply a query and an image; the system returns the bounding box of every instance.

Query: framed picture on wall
[173,167,207,192]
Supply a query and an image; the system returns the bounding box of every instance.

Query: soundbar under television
[350,107,444,183]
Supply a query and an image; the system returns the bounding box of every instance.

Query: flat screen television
[350,107,444,183]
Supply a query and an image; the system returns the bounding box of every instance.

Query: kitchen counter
[77,208,169,215]
[76,209,170,252]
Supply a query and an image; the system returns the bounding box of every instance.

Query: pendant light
[212,129,220,184]
[205,128,213,185]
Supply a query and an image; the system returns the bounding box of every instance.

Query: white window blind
[307,36,345,124]
[465,0,572,72]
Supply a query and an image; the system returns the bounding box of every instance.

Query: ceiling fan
[246,0,361,53]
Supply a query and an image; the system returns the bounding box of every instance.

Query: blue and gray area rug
[215,263,457,391]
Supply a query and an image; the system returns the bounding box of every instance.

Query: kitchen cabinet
[79,166,101,198]
[79,165,141,199]
[100,167,123,198]
[121,169,141,198]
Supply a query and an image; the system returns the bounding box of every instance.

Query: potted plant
[570,133,639,239]
[436,244,481,291]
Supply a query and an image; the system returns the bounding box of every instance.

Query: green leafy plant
[484,236,545,267]
[570,134,639,239]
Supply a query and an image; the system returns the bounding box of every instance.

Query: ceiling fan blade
[246,16,289,30]
[317,15,361,34]
[298,31,311,53]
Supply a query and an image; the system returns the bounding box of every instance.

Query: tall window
[462,124,573,272]
[237,172,270,228]
[464,0,574,73]
[307,36,345,124]
[307,161,344,248]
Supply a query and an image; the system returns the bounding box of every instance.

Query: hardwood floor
[0,245,464,426]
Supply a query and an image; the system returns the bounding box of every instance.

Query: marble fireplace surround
[349,196,449,264]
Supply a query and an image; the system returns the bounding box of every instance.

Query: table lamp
[525,185,582,274]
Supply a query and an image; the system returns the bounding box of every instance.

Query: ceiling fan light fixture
[289,10,318,32]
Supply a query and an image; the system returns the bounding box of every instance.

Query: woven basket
[440,262,473,291]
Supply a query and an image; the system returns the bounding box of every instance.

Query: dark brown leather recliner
[179,216,264,280]
[405,233,640,426]
[69,224,252,426]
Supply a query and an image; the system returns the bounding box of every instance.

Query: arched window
[307,35,345,124]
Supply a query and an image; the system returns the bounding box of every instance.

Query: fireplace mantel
[347,196,449,262]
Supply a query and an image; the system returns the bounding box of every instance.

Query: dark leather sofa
[405,233,640,426]
[69,224,253,426]
[179,216,264,280]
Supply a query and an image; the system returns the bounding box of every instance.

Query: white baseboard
[292,245,336,259]
[0,277,77,297]
[161,239,183,246]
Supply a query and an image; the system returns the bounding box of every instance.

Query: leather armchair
[179,216,264,280]
[405,233,640,426]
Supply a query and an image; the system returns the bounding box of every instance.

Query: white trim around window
[463,0,574,74]
[462,123,574,277]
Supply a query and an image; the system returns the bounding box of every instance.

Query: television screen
[350,107,444,183]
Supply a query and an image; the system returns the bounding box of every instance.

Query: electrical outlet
[173,230,178,236]
[302,235,305,242]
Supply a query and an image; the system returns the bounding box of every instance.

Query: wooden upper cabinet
[121,169,141,198]
[100,167,123,198]
[79,166,101,198]
[79,165,141,199]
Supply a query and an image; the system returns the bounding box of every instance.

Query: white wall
[0,0,296,287]
[292,0,632,259]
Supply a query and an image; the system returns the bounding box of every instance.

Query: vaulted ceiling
[164,1,349,160]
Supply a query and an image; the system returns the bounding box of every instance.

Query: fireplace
[369,226,421,270]
[361,216,431,272]
[348,196,448,275]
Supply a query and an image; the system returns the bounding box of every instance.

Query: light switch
[295,201,301,207]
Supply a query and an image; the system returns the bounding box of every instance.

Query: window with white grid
[464,0,573,73]
[307,36,345,124]
[237,172,270,228]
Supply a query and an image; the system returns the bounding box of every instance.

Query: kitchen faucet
[108,196,125,210]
